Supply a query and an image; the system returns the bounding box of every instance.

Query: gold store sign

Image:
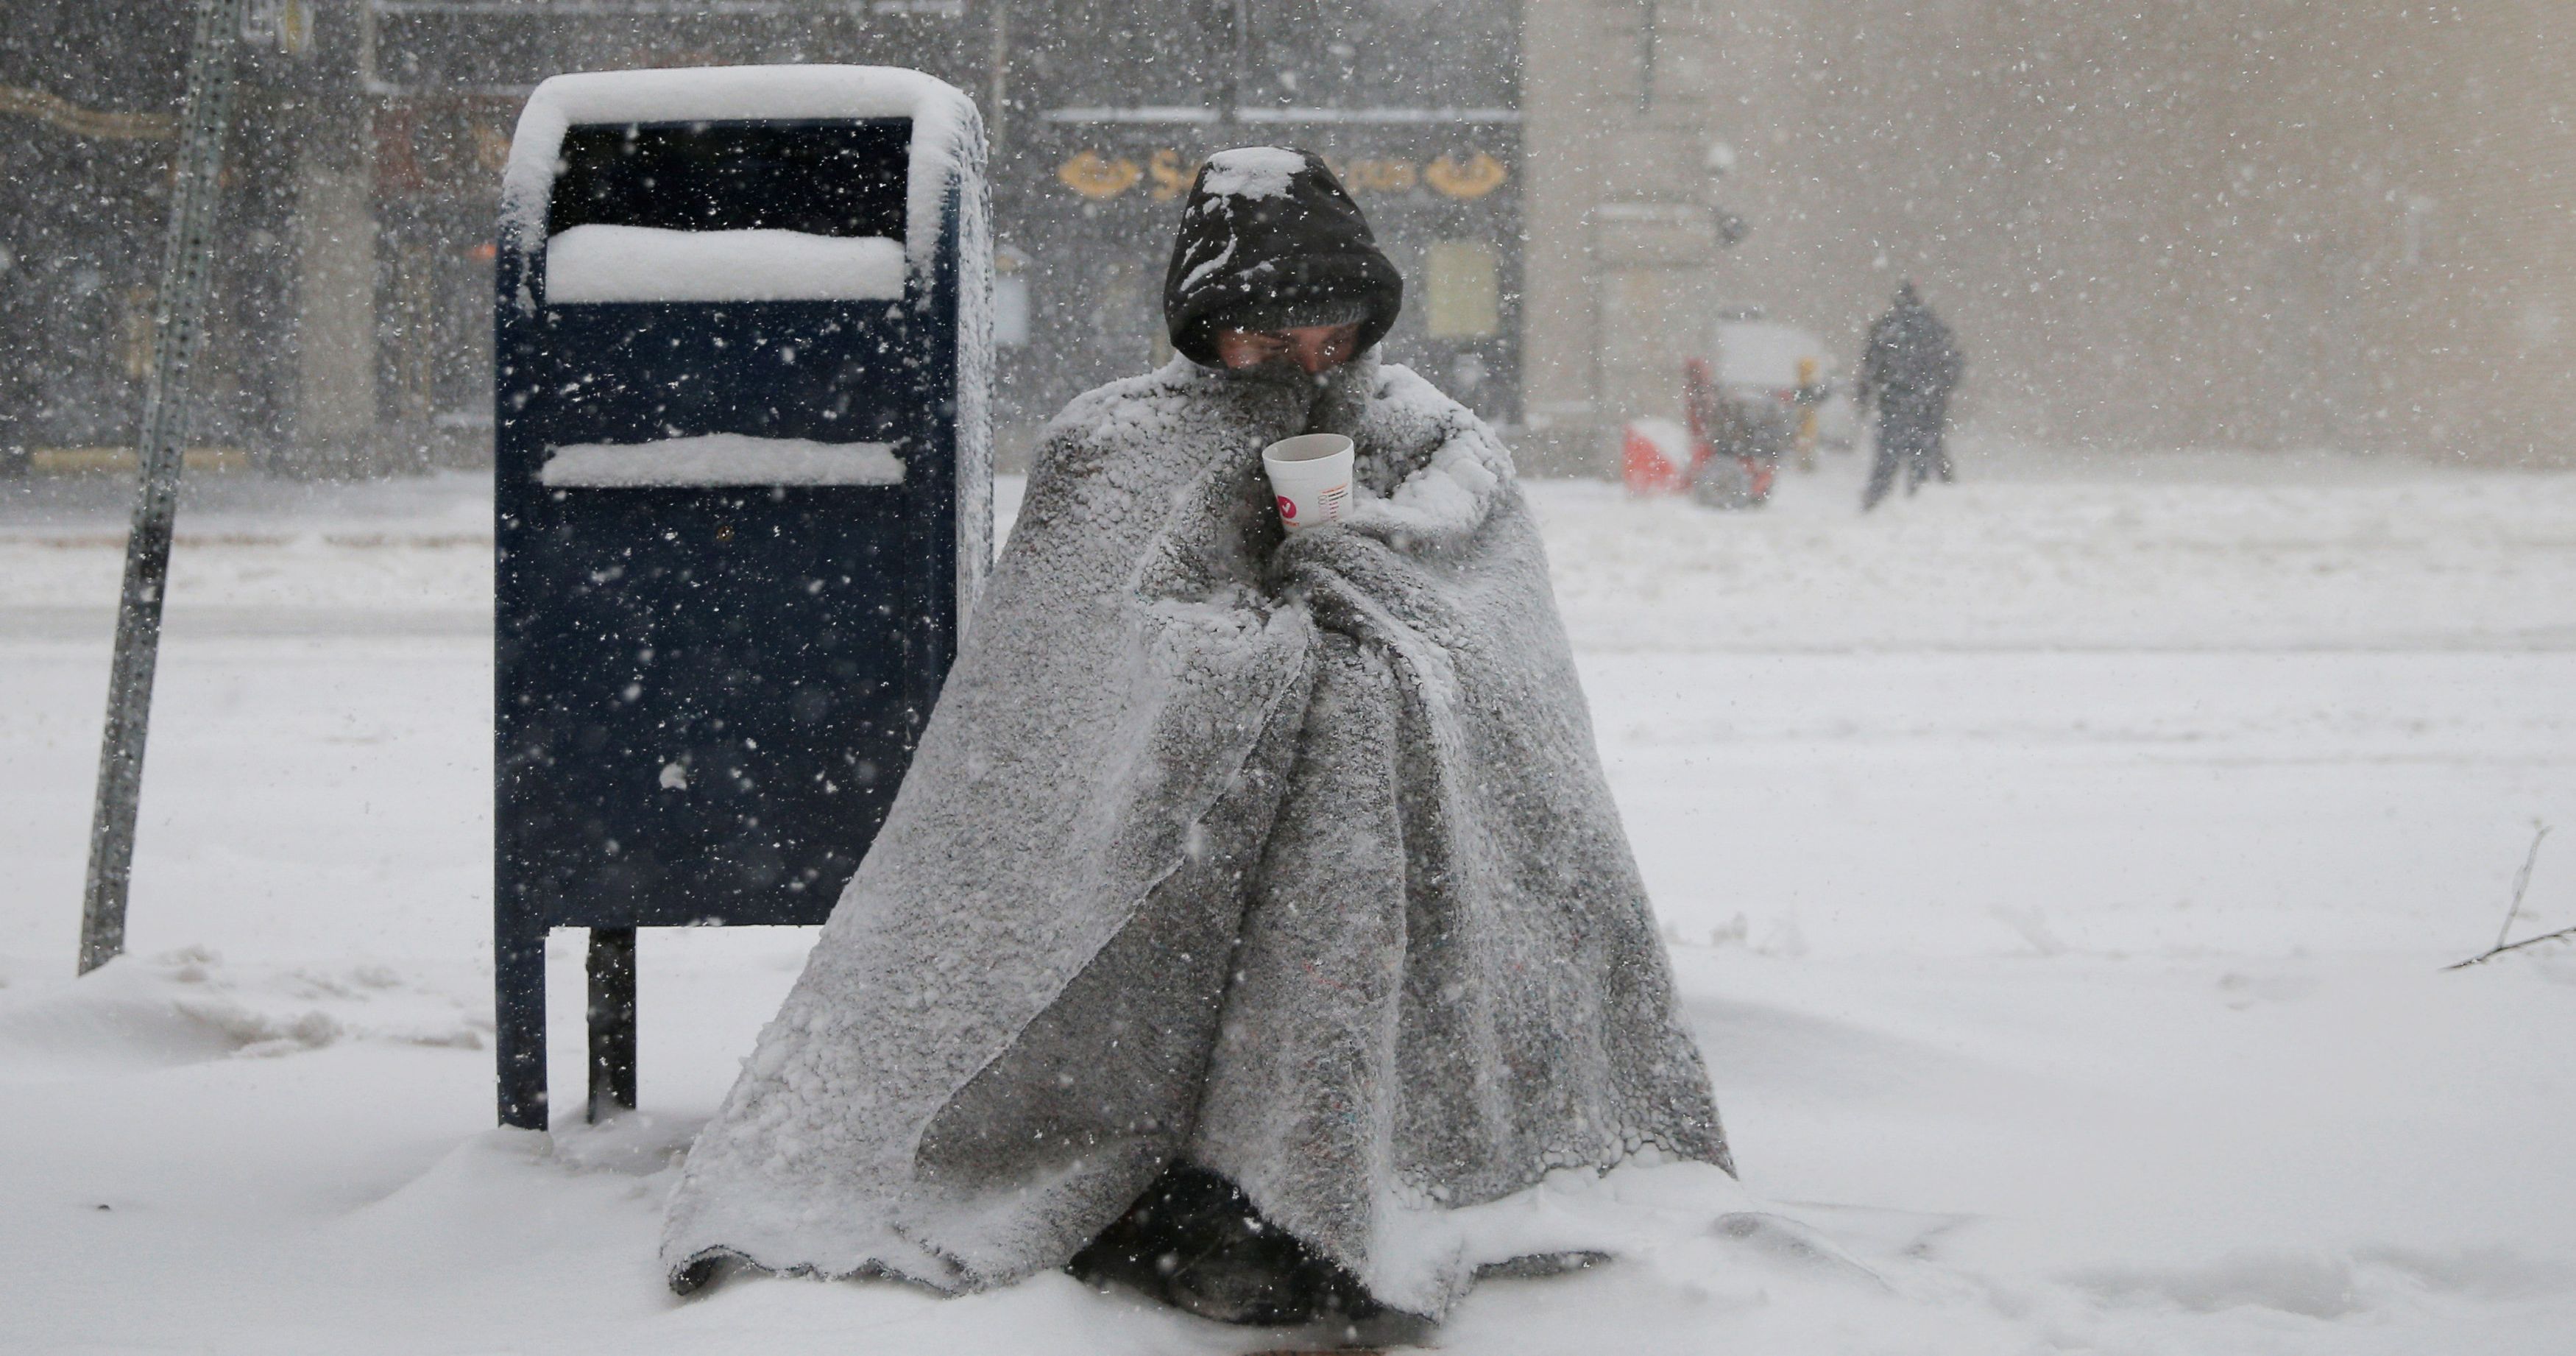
[1058,149,1509,202]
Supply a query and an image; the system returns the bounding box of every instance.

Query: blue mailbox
[492,67,990,1129]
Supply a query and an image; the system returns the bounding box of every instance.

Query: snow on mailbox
[491,66,991,1130]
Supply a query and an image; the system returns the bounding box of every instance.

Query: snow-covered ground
[2,442,2572,1353]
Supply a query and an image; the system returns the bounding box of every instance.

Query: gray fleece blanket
[660,353,1729,1318]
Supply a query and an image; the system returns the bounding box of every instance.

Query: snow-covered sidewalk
[2,447,2572,1353]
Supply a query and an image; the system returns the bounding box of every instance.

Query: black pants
[1863,409,1950,509]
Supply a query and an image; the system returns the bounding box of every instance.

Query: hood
[1164,146,1404,367]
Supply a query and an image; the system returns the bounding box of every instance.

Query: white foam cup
[1262,434,1356,530]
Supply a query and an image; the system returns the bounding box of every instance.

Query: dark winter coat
[1858,286,1963,423]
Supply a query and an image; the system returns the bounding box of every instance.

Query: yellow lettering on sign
[1149,149,1201,202]
[1058,150,1142,199]
[1350,158,1418,192]
[1424,151,1508,200]
[1058,148,1510,201]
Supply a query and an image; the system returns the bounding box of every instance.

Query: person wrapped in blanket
[659,146,1733,1346]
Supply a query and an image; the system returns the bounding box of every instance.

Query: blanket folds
[660,353,1729,1318]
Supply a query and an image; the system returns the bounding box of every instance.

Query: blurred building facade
[1,0,1522,473]
[1592,0,2575,466]
[1,1,2566,473]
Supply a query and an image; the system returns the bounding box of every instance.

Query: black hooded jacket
[1858,285,1964,417]
[1163,147,1404,367]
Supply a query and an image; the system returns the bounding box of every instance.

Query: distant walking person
[1855,282,1963,510]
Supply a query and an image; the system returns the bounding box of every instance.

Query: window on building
[1426,240,1501,339]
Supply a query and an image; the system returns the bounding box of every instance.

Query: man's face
[1214,322,1362,375]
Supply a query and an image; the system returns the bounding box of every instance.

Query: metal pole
[1225,0,1248,122]
[585,927,638,1121]
[986,0,1008,157]
[79,0,251,974]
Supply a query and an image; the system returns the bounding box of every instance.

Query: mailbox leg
[587,927,638,1121]
[495,920,549,1130]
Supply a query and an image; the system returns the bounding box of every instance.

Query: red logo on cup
[1276,495,1297,520]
